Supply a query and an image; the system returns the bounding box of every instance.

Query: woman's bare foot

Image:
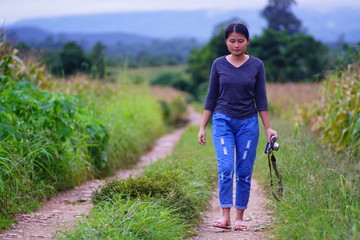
[212,218,231,229]
[234,220,247,231]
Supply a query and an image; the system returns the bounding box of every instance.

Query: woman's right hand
[198,110,212,146]
[198,128,207,146]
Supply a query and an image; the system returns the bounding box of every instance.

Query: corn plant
[299,62,359,155]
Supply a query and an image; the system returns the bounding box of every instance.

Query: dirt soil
[188,179,273,240]
[0,107,273,240]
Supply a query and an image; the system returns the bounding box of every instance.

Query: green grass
[254,118,360,240]
[56,126,217,239]
[111,65,188,84]
[56,198,190,240]
[58,115,359,240]
[0,79,103,229]
[0,40,187,230]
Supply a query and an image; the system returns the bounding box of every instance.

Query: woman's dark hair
[225,23,249,40]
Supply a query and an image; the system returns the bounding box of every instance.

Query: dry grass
[150,85,186,101]
[266,82,321,119]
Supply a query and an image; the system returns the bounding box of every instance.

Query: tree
[249,29,328,82]
[59,41,90,76]
[90,42,106,79]
[261,0,303,35]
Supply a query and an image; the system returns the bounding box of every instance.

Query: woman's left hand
[266,128,278,142]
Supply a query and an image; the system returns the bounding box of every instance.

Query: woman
[197,23,278,231]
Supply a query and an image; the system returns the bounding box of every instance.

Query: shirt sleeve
[204,60,219,111]
[254,61,268,111]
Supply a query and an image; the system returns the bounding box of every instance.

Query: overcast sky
[1,0,359,24]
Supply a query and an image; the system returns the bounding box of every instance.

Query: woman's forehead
[227,32,247,39]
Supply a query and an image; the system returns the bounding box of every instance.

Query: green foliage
[254,118,359,240]
[106,38,199,68]
[151,72,192,93]
[41,41,100,77]
[92,172,182,204]
[157,98,187,127]
[261,0,303,35]
[0,42,109,226]
[90,42,106,79]
[41,49,64,76]
[59,41,91,76]
[0,40,50,87]
[299,62,360,154]
[58,126,217,239]
[52,79,167,173]
[249,29,328,82]
[91,172,197,222]
[332,43,360,71]
[92,85,165,170]
[57,199,189,240]
[186,17,328,101]
[0,38,187,230]
[150,86,188,127]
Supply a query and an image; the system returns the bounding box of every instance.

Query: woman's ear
[247,38,251,45]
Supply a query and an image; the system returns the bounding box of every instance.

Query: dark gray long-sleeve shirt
[204,55,268,119]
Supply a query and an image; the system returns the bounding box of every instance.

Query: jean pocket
[212,114,230,136]
[213,113,230,121]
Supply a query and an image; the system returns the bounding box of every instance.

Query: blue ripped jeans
[212,113,259,209]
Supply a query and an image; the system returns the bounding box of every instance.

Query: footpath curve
[0,107,200,240]
[1,107,273,240]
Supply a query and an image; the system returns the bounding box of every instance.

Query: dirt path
[189,179,273,240]
[0,127,186,240]
[0,107,200,240]
[0,107,273,240]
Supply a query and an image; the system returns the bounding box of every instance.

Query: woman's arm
[259,110,278,142]
[198,110,213,146]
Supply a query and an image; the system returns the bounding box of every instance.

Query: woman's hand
[198,110,212,146]
[266,128,278,142]
[198,128,207,146]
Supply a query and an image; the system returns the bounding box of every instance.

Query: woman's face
[225,32,249,57]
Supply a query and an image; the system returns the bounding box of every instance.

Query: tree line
[187,0,322,98]
[14,36,199,78]
[13,0,359,87]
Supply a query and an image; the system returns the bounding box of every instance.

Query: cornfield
[299,62,360,154]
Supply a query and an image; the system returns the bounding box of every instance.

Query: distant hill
[4,26,155,49]
[5,10,266,41]
[5,8,360,43]
[2,26,200,67]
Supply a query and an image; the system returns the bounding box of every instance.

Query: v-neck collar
[224,55,251,69]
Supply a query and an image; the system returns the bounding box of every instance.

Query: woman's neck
[230,53,249,62]
[226,54,249,68]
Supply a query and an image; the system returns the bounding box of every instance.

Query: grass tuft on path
[57,126,217,239]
